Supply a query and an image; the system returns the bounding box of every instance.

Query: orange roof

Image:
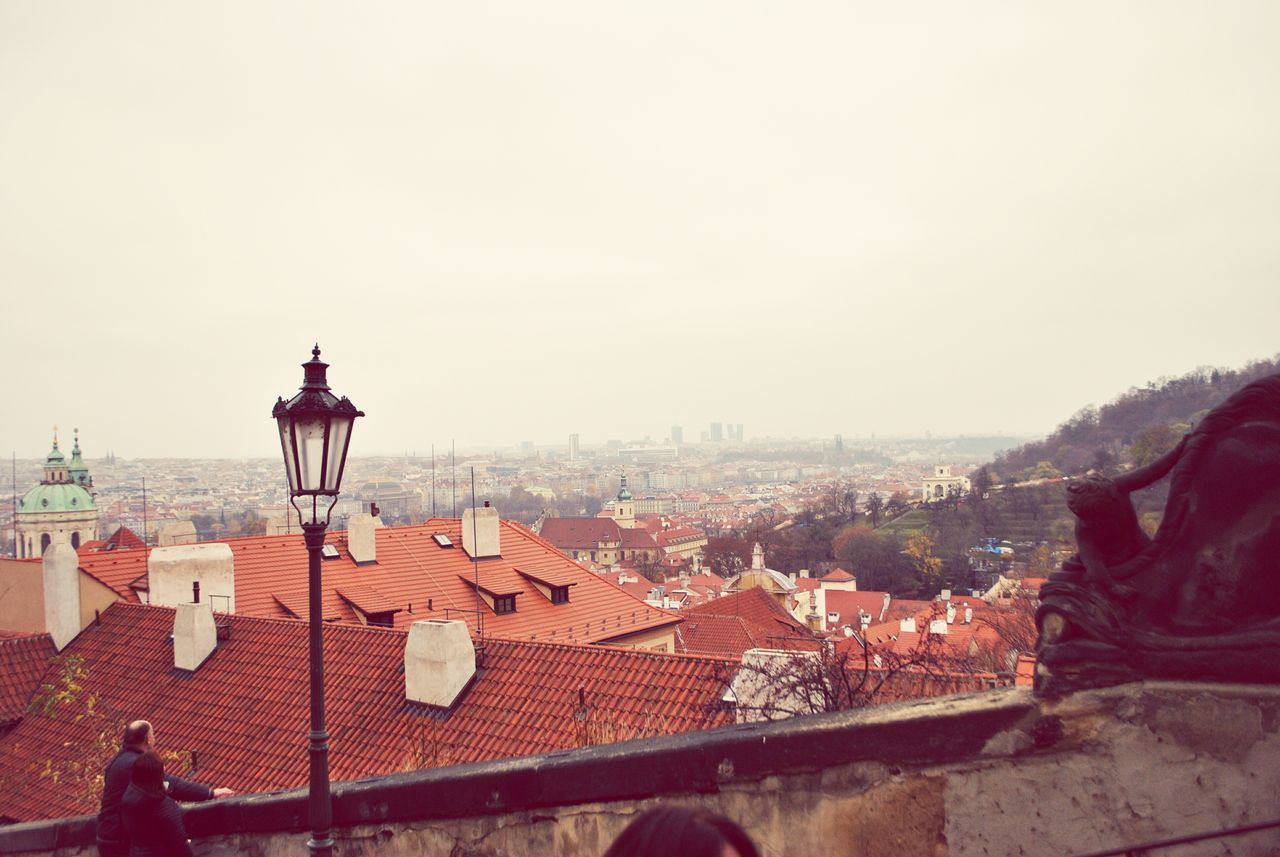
[0,603,735,822]
[81,520,682,647]
[0,634,54,726]
[824,590,891,624]
[822,568,856,582]
[679,588,817,657]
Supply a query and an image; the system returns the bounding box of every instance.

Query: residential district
[0,427,1042,827]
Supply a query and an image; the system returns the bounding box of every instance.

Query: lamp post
[272,345,363,857]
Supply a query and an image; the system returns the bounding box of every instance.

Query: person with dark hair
[95,720,233,857]
[603,806,761,857]
[121,751,193,857]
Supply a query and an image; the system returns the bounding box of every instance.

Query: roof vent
[321,544,340,560]
[433,533,453,548]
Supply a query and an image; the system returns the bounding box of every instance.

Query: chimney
[174,601,217,671]
[860,611,872,630]
[405,620,475,708]
[946,603,957,624]
[43,541,81,651]
[462,502,501,558]
[348,513,377,564]
[964,606,973,624]
[929,618,949,635]
[799,568,810,579]
[148,544,235,612]
[940,589,952,601]
[899,617,916,633]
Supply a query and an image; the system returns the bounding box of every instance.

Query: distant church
[16,429,98,557]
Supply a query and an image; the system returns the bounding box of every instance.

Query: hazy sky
[3,2,1278,458]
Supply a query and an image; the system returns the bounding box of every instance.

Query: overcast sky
[3,2,1278,459]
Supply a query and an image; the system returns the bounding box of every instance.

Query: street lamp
[272,344,363,857]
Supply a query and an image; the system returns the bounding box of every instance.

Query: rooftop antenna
[142,476,148,548]
[431,443,436,518]
[451,439,456,518]
[11,452,16,558]
[470,466,483,640]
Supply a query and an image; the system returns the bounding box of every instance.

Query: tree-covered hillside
[989,356,1280,481]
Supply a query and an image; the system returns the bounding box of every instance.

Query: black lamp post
[272,345,363,857]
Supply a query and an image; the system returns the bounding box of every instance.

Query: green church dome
[18,482,96,514]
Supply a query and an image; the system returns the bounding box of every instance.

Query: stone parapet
[3,682,1278,856]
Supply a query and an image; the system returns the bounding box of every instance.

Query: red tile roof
[0,634,54,727]
[822,568,856,582]
[0,603,736,822]
[102,525,146,551]
[539,518,621,547]
[823,591,891,625]
[679,588,817,657]
[81,520,681,647]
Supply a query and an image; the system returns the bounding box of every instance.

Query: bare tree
[726,608,997,722]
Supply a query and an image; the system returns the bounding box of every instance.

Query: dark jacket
[96,745,212,848]
[120,782,194,857]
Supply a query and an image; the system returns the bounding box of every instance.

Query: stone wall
[3,682,1279,857]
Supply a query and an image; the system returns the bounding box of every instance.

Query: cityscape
[3,1,1280,855]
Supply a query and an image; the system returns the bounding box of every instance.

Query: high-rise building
[670,425,683,446]
[568,433,580,460]
[735,423,744,442]
[710,422,723,443]
[521,440,535,458]
[834,434,844,453]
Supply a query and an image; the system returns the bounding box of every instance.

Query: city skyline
[4,3,1279,457]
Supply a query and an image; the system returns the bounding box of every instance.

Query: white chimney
[827,611,840,625]
[899,617,917,633]
[148,544,235,612]
[946,603,957,624]
[42,541,81,651]
[860,611,872,630]
[462,503,501,558]
[940,589,952,601]
[964,606,973,624]
[174,602,217,671]
[929,618,949,635]
[405,620,475,708]
[348,513,377,564]
[799,568,810,579]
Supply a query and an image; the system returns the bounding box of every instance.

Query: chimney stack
[174,601,217,671]
[946,603,957,624]
[899,617,917,633]
[964,606,973,624]
[348,513,377,564]
[405,620,475,708]
[462,502,501,558]
[929,618,949,635]
[148,544,235,612]
[43,541,81,651]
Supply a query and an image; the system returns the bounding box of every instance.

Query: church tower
[16,429,99,557]
[613,475,636,529]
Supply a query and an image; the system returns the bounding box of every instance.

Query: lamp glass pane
[292,415,328,492]
[324,415,352,492]
[276,416,298,493]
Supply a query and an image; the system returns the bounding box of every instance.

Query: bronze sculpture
[1035,373,1280,696]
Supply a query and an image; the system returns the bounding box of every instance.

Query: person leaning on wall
[95,720,233,857]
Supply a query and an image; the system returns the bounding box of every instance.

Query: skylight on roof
[433,533,453,548]
[321,544,340,560]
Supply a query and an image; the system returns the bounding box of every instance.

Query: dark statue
[1035,373,1280,696]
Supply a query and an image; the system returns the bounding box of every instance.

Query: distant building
[724,543,797,608]
[355,479,422,524]
[540,478,662,565]
[710,423,723,443]
[16,430,98,557]
[922,466,970,502]
[670,425,683,446]
[568,433,580,461]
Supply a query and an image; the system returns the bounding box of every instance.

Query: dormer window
[551,586,570,605]
[493,595,517,615]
